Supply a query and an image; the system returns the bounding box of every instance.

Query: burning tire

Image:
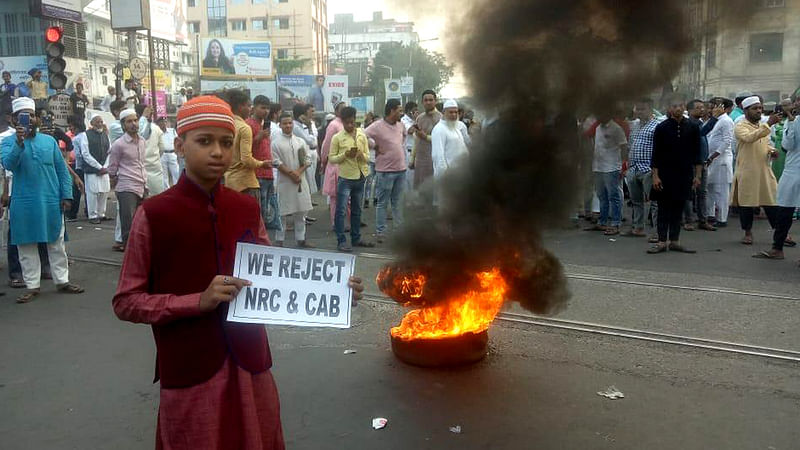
[390,330,489,367]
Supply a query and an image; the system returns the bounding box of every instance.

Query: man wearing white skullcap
[432,99,470,180]
[0,96,85,303]
[107,106,148,250]
[731,95,783,245]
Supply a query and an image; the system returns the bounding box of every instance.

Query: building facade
[677,0,800,103]
[186,0,328,75]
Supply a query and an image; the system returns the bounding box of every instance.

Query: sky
[327,0,467,98]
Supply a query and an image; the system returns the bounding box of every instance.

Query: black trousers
[117,191,143,247]
[739,206,778,232]
[772,207,795,251]
[657,197,684,242]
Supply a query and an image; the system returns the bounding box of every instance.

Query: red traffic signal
[45,26,63,43]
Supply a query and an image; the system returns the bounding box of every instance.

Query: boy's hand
[199,275,252,312]
[348,276,364,306]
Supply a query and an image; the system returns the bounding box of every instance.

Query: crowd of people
[581,92,800,261]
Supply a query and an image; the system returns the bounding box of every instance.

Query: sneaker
[337,243,353,252]
[89,218,102,225]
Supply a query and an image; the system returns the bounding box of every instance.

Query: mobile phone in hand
[18,112,30,135]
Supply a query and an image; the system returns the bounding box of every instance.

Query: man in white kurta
[705,100,735,226]
[271,113,314,247]
[76,115,111,223]
[432,99,470,180]
[144,119,165,197]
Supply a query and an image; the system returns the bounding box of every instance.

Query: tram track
[70,253,800,362]
[363,294,800,363]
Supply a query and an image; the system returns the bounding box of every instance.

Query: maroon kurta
[113,177,285,449]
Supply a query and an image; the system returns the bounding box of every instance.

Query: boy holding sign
[112,95,364,450]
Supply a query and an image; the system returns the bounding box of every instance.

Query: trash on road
[608,238,617,242]
[94,228,102,231]
[76,226,83,230]
[372,417,388,430]
[449,425,462,434]
[597,386,624,399]
[343,349,357,354]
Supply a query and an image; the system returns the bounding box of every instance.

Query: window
[253,0,265,3]
[750,33,783,63]
[252,19,267,31]
[760,0,784,7]
[277,49,288,59]
[188,21,200,33]
[95,29,104,43]
[102,75,108,85]
[279,18,290,29]
[231,19,246,31]
[208,0,227,36]
[706,40,716,68]
[278,0,288,3]
[23,35,38,55]
[208,19,226,36]
[187,0,196,6]
[231,0,244,4]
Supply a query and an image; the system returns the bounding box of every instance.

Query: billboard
[150,0,188,44]
[200,79,278,102]
[350,96,375,119]
[0,57,48,87]
[277,75,349,113]
[41,0,82,23]
[200,38,272,79]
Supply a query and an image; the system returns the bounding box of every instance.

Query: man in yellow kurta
[223,90,270,202]
[731,96,782,245]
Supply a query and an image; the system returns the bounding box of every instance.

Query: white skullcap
[741,96,761,109]
[12,97,36,114]
[119,109,137,121]
[443,99,458,110]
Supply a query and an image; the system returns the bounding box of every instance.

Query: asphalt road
[0,194,798,449]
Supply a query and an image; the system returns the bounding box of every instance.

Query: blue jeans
[375,171,406,235]
[363,162,376,203]
[258,178,281,230]
[594,171,621,227]
[336,177,365,245]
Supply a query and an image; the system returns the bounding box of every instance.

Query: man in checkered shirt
[626,98,663,237]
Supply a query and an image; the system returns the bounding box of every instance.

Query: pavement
[0,193,799,449]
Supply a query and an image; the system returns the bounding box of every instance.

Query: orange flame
[390,268,508,341]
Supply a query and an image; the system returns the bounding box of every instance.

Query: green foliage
[368,43,454,112]
[275,57,312,75]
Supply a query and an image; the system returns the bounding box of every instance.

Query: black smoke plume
[379,0,754,315]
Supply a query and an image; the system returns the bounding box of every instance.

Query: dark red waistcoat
[143,175,272,389]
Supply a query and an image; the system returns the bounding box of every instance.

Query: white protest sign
[227,243,356,328]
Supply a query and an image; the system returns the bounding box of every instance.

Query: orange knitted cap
[176,95,236,136]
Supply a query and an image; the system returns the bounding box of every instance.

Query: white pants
[18,223,69,289]
[275,212,306,242]
[706,182,730,223]
[161,152,180,189]
[85,173,110,219]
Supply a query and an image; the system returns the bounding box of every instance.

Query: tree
[367,43,454,113]
[275,57,312,76]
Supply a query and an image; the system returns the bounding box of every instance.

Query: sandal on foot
[648,235,659,243]
[583,224,607,232]
[647,244,667,254]
[353,240,375,248]
[668,244,696,254]
[784,239,797,248]
[741,236,753,245]
[683,224,696,231]
[16,290,39,304]
[57,283,84,294]
[752,250,784,260]
[603,227,620,236]
[9,279,26,289]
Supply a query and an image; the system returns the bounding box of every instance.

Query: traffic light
[45,26,67,90]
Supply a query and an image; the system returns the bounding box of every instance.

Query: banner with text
[277,75,349,113]
[200,79,277,103]
[227,243,356,328]
[200,38,273,79]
